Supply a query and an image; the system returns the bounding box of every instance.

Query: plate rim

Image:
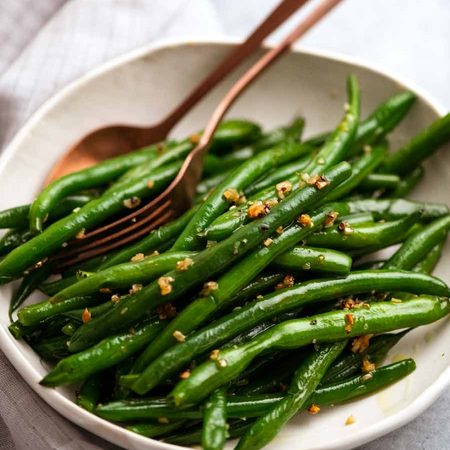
[0,36,449,450]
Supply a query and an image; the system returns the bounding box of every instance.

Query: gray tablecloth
[0,1,449,449]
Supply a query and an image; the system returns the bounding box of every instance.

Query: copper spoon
[52,0,342,269]
[45,0,312,184]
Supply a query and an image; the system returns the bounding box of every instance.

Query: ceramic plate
[0,38,449,450]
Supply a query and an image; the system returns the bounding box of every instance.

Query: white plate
[0,38,449,450]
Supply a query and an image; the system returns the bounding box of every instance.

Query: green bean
[45,251,196,304]
[244,155,310,196]
[0,194,97,229]
[252,117,304,152]
[0,161,181,284]
[168,296,449,406]
[324,143,386,201]
[77,373,102,412]
[391,166,424,197]
[67,162,351,353]
[342,198,448,221]
[131,202,350,373]
[236,341,346,450]
[96,359,415,422]
[306,213,419,250]
[127,421,187,438]
[41,318,164,386]
[384,215,450,270]
[272,246,351,275]
[413,240,445,274]
[40,275,82,297]
[359,173,400,192]
[61,321,78,336]
[355,92,416,147]
[18,295,106,326]
[202,387,228,450]
[384,113,450,174]
[172,141,312,250]
[0,229,31,256]
[9,265,52,319]
[196,170,233,196]
[131,270,447,394]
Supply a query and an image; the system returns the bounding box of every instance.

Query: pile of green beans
[1,75,450,450]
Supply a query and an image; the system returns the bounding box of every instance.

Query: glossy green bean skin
[202,388,228,450]
[272,246,352,275]
[355,92,416,147]
[359,173,400,192]
[384,215,450,270]
[0,161,181,284]
[322,330,408,384]
[96,359,415,422]
[131,203,350,372]
[196,170,233,196]
[0,229,31,256]
[244,155,310,196]
[205,77,359,241]
[9,265,52,319]
[0,194,96,229]
[413,241,445,274]
[324,144,386,201]
[172,142,312,250]
[169,296,449,406]
[41,319,164,386]
[127,421,187,438]
[391,166,424,197]
[18,295,105,326]
[306,214,419,250]
[383,113,450,175]
[47,251,196,303]
[131,270,447,394]
[68,162,351,353]
[236,342,346,450]
[343,198,448,221]
[76,373,102,412]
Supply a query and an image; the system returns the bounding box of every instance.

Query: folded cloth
[0,1,222,448]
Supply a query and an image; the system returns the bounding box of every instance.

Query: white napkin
[0,1,222,449]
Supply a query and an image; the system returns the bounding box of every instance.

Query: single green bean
[202,387,228,450]
[0,229,31,256]
[359,173,400,192]
[383,113,450,174]
[41,319,164,386]
[306,214,419,250]
[77,373,103,412]
[384,215,450,270]
[127,421,187,438]
[391,166,424,197]
[272,246,351,275]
